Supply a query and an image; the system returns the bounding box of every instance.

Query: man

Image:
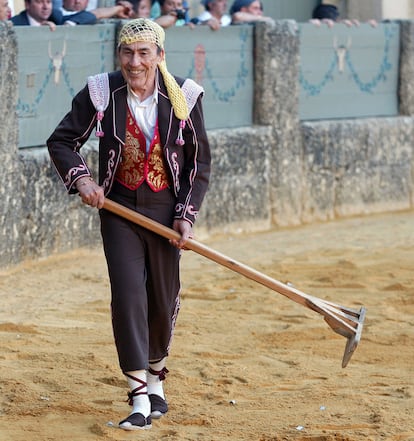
[11,0,132,26]
[309,3,376,28]
[0,0,10,19]
[59,0,133,25]
[193,0,230,30]
[131,0,151,18]
[10,0,57,27]
[47,18,210,430]
[230,0,273,24]
[154,0,192,29]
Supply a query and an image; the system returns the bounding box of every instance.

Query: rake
[103,198,366,368]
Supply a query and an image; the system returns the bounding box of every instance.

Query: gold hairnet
[118,19,189,121]
[118,18,165,48]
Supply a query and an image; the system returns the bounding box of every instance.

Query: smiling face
[160,0,183,14]
[118,41,163,98]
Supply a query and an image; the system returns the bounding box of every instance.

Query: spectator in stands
[230,0,273,24]
[310,3,377,28]
[60,0,134,24]
[150,0,160,18]
[191,0,230,30]
[11,0,133,26]
[131,0,151,18]
[154,0,193,28]
[0,0,10,20]
[10,0,57,29]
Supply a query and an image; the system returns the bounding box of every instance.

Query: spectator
[192,0,230,30]
[10,0,57,29]
[60,0,134,24]
[0,0,10,20]
[150,0,160,18]
[310,3,377,28]
[131,0,151,18]
[230,0,273,24]
[154,0,192,28]
[312,3,339,22]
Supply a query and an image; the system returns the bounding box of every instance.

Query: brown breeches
[99,181,181,373]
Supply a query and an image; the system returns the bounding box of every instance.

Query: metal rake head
[340,306,366,368]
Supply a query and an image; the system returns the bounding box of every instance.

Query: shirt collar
[127,70,159,106]
[27,13,43,26]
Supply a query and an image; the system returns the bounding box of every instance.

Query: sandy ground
[0,210,413,441]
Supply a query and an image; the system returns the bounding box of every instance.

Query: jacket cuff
[174,202,199,226]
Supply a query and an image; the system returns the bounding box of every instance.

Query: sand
[0,211,413,441]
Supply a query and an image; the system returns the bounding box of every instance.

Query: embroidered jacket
[47,70,211,225]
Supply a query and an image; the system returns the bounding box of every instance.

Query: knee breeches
[100,182,181,372]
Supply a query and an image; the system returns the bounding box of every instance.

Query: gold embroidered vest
[115,106,170,192]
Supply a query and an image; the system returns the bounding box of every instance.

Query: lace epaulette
[175,79,204,146]
[87,73,110,137]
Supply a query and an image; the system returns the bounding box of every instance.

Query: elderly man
[47,18,210,430]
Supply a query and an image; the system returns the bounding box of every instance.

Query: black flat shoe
[119,412,152,430]
[149,394,168,419]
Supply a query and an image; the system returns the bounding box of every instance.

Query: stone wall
[1,20,414,268]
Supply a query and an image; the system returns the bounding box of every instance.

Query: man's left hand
[171,219,193,249]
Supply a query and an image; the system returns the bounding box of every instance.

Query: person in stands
[0,0,11,20]
[59,0,134,25]
[10,0,57,28]
[229,0,273,24]
[192,0,230,30]
[154,0,193,29]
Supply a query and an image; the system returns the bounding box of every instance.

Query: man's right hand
[76,177,105,209]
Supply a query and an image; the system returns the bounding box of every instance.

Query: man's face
[161,0,183,14]
[208,0,227,16]
[118,41,163,96]
[0,0,9,20]
[26,0,52,22]
[63,0,87,11]
[242,0,262,16]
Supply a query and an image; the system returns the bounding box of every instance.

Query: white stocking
[125,370,150,417]
[147,357,167,399]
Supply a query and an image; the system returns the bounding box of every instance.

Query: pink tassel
[95,111,104,137]
[175,120,186,146]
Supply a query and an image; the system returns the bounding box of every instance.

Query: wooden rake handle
[102,198,365,367]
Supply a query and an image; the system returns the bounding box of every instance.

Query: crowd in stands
[0,0,274,29]
[0,1,383,31]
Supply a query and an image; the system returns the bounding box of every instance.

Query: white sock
[125,370,150,417]
[147,358,166,399]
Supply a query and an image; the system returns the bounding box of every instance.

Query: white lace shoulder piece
[87,73,110,113]
[181,79,204,115]
[87,73,110,137]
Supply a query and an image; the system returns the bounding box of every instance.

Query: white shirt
[196,10,231,26]
[86,0,97,10]
[127,88,158,154]
[27,13,43,26]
